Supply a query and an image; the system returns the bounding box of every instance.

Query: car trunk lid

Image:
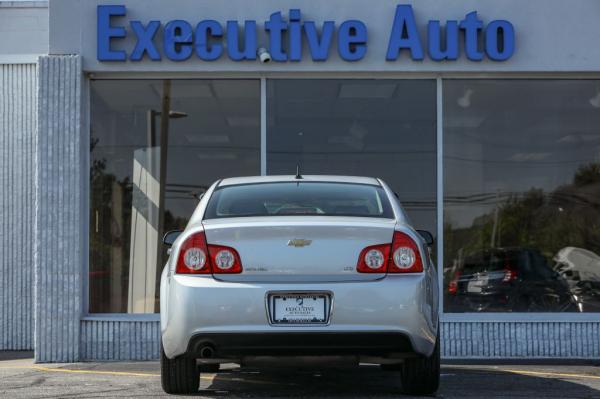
[202,216,395,282]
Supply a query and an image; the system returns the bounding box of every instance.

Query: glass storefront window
[89,79,260,313]
[444,80,600,313]
[90,77,600,315]
[267,79,437,234]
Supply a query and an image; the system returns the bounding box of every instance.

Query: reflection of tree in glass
[448,162,600,261]
[90,137,194,313]
[89,136,133,313]
[574,162,600,186]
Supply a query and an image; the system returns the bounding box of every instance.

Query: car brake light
[176,232,211,274]
[388,231,423,273]
[208,245,243,274]
[176,232,243,274]
[356,244,391,273]
[448,271,461,294]
[502,263,518,282]
[356,231,424,274]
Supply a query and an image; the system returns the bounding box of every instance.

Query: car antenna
[295,164,303,180]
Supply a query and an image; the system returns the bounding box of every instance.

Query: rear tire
[160,340,200,394]
[400,334,440,396]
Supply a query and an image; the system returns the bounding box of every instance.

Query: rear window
[462,250,527,275]
[462,252,505,275]
[204,182,394,219]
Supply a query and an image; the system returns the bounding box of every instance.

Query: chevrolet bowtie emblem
[287,239,312,247]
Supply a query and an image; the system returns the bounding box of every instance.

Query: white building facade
[1,0,600,362]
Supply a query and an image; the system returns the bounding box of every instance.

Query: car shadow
[190,363,600,398]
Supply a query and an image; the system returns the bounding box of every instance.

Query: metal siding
[80,320,160,361]
[441,321,600,359]
[0,63,36,351]
[34,55,82,362]
[77,320,600,361]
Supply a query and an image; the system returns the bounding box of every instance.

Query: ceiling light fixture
[589,92,600,108]
[457,88,474,108]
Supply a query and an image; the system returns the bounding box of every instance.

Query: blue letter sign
[485,20,515,61]
[96,5,515,63]
[130,21,161,61]
[386,5,424,61]
[97,5,126,61]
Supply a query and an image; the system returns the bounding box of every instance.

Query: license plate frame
[267,292,332,325]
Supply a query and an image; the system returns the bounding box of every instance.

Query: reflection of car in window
[553,247,600,312]
[446,248,577,312]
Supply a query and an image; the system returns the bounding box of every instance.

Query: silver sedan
[160,175,439,395]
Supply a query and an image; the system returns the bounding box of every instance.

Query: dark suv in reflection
[446,248,577,312]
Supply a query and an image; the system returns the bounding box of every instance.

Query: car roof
[217,175,382,187]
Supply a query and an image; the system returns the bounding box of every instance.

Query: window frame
[83,73,600,322]
[440,76,600,323]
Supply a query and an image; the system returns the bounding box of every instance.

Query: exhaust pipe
[199,345,215,359]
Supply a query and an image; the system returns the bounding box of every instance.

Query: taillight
[448,271,461,294]
[388,231,423,273]
[357,244,391,273]
[176,232,211,274]
[208,245,243,274]
[502,264,518,282]
[356,231,424,274]
[175,232,243,274]
[448,280,458,294]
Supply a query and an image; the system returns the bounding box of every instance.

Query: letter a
[386,5,424,60]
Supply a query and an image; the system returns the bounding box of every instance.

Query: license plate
[270,294,329,324]
[467,275,489,293]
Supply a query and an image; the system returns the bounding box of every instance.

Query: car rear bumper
[187,332,415,357]
[160,273,438,359]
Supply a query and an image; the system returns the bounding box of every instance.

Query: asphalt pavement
[1,351,600,398]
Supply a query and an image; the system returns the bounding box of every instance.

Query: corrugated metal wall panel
[80,320,160,361]
[78,320,600,361]
[441,321,600,359]
[0,63,37,351]
[34,55,82,362]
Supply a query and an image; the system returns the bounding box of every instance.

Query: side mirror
[163,230,182,247]
[416,230,434,246]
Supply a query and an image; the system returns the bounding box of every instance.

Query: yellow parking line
[0,366,222,379]
[0,366,276,384]
[500,369,600,380]
[38,368,241,382]
[2,365,598,382]
[10,365,598,384]
[0,365,160,377]
[34,366,160,377]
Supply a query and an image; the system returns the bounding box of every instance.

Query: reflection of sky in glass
[89,79,261,313]
[266,79,437,234]
[90,80,261,219]
[444,80,600,228]
[443,80,600,313]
